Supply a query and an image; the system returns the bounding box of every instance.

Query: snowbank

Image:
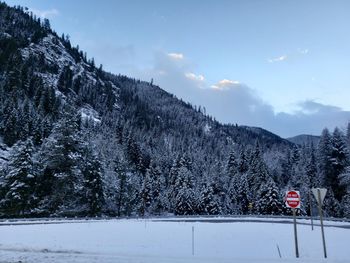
[0,217,349,262]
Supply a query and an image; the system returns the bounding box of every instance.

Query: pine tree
[0,138,36,216]
[340,166,350,217]
[174,166,195,215]
[167,156,181,211]
[256,179,283,215]
[82,147,104,216]
[238,149,249,174]
[149,162,163,214]
[227,151,238,179]
[114,157,129,217]
[327,128,348,201]
[346,122,350,148]
[199,183,221,215]
[37,112,85,215]
[140,171,152,216]
[323,188,341,218]
[318,128,333,187]
[227,173,249,214]
[247,142,270,202]
[306,142,319,188]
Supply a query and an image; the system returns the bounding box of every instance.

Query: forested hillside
[0,2,349,218]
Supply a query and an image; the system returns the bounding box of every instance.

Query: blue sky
[5,0,350,137]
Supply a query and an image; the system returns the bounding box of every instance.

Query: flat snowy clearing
[0,217,349,263]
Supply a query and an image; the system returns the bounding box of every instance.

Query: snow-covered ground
[0,217,349,263]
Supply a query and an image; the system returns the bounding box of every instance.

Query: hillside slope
[0,2,349,219]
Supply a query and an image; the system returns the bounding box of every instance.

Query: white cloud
[268,55,288,63]
[28,8,59,19]
[185,72,205,82]
[134,50,350,137]
[167,53,184,60]
[211,79,241,90]
[268,49,308,64]
[298,48,309,55]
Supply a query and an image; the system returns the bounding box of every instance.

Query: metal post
[276,244,282,258]
[317,189,327,258]
[192,226,195,256]
[309,191,314,231]
[293,209,299,258]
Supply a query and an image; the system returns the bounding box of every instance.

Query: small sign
[285,190,301,209]
[312,188,327,205]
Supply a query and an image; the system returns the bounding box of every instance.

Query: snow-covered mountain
[287,134,320,146]
[0,2,349,219]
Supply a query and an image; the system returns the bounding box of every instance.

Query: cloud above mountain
[143,51,350,137]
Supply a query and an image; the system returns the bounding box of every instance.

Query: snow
[204,124,211,134]
[80,106,101,124]
[0,217,349,263]
[0,138,10,167]
[1,32,12,39]
[20,34,108,94]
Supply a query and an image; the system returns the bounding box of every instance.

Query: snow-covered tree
[256,179,283,215]
[318,128,333,187]
[227,173,249,214]
[227,151,238,179]
[37,112,85,215]
[0,138,36,216]
[199,183,221,215]
[327,128,348,201]
[340,166,350,217]
[247,142,270,202]
[81,147,104,216]
[174,166,195,215]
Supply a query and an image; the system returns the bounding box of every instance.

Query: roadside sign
[311,188,327,205]
[285,190,300,258]
[312,188,328,258]
[285,190,301,209]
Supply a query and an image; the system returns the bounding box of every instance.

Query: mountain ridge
[0,2,349,219]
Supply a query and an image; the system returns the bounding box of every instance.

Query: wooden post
[317,189,327,258]
[293,208,299,258]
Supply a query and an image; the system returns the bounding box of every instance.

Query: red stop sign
[285,190,300,209]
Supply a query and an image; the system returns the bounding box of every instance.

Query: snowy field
[0,217,350,263]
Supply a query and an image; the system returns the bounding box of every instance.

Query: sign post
[312,188,327,258]
[285,190,301,258]
[309,191,314,231]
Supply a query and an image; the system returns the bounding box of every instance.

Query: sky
[5,0,350,137]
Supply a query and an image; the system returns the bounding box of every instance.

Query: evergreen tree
[340,166,350,218]
[82,147,104,216]
[346,122,350,148]
[318,128,333,187]
[238,149,249,174]
[0,138,36,216]
[174,166,195,215]
[227,173,249,214]
[227,151,238,179]
[306,142,319,188]
[149,162,163,214]
[247,142,270,202]
[256,179,283,215]
[199,183,221,215]
[327,128,348,201]
[323,188,341,218]
[167,156,181,211]
[37,112,85,215]
[140,170,152,215]
[114,157,129,216]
